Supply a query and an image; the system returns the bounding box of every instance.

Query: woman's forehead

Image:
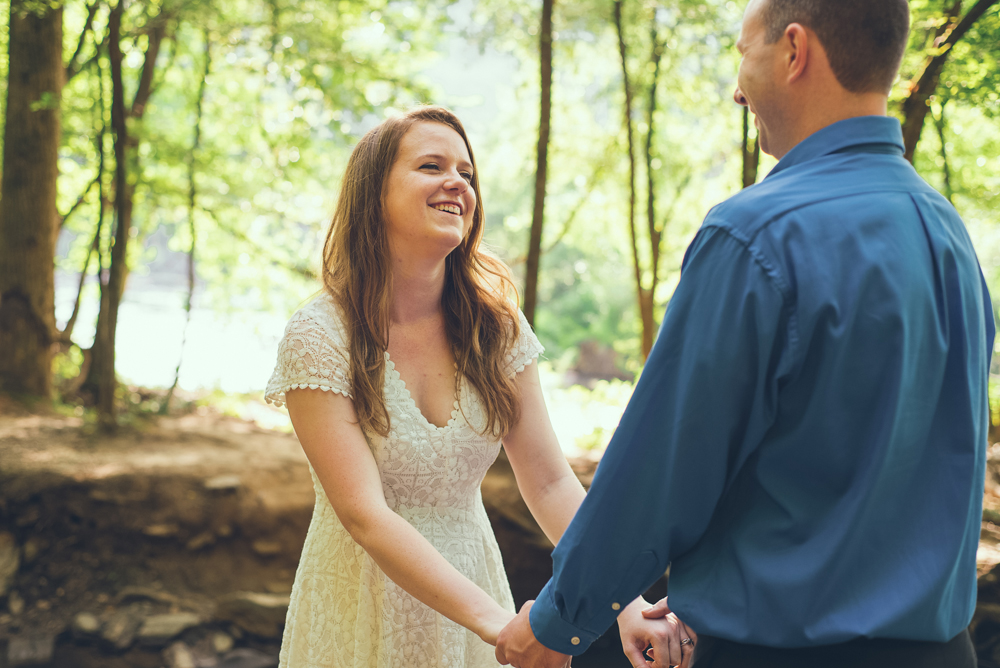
[398,121,472,162]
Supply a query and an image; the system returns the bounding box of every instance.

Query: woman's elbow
[336,505,387,548]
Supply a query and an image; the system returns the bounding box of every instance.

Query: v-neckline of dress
[384,352,461,432]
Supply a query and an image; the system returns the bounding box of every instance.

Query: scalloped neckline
[384,353,461,432]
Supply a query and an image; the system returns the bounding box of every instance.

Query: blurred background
[1,0,999,666]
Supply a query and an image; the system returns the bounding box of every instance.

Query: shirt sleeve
[529,225,795,654]
[264,306,353,407]
[507,307,545,377]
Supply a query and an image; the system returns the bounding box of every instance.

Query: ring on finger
[680,638,693,646]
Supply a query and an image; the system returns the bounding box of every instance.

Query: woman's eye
[420,163,439,170]
[460,172,474,182]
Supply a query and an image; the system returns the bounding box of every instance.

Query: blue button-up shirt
[530,116,995,652]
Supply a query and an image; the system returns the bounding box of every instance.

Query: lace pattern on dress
[266,293,544,668]
[265,297,352,407]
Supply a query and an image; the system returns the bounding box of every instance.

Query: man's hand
[618,597,697,668]
[495,600,572,668]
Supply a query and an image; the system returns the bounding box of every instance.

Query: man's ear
[783,23,809,84]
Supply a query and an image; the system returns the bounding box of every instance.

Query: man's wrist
[528,581,600,655]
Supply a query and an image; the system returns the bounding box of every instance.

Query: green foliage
[7,0,1000,386]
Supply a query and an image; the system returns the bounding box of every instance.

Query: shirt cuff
[529,580,600,656]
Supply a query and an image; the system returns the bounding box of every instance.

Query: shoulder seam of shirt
[697,223,800,368]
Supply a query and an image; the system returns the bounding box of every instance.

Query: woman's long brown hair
[322,106,521,439]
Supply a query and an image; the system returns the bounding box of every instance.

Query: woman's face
[383,121,477,260]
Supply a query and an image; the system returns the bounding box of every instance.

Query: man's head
[735,0,910,158]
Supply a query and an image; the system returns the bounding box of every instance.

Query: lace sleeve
[265,305,352,407]
[506,308,545,377]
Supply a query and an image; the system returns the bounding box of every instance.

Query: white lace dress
[265,293,543,668]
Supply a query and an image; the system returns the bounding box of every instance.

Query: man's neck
[774,92,889,159]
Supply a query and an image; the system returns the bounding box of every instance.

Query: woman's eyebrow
[416,153,473,170]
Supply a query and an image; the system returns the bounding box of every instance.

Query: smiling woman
[262,106,590,668]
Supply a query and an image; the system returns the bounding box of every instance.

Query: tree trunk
[81,2,166,426]
[83,1,129,425]
[167,33,211,412]
[0,1,63,400]
[742,106,760,188]
[522,0,554,327]
[900,0,998,162]
[614,0,645,360]
[933,101,954,205]
[640,17,664,360]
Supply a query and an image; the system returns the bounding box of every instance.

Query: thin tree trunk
[0,0,63,400]
[639,17,665,360]
[900,0,998,162]
[522,0,554,327]
[85,1,129,426]
[82,2,167,426]
[742,106,760,188]
[62,114,107,344]
[933,101,954,205]
[614,0,644,360]
[166,33,211,412]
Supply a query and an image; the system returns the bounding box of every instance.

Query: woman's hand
[618,596,697,668]
[477,606,517,646]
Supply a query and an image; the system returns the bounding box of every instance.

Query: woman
[265,106,685,668]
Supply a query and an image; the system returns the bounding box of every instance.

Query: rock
[15,506,40,527]
[205,475,241,490]
[72,611,101,635]
[218,648,279,668]
[264,581,292,595]
[187,531,216,551]
[7,633,55,666]
[212,632,234,654]
[20,537,41,565]
[102,608,143,650]
[117,585,180,605]
[164,641,198,668]
[8,590,24,615]
[144,523,180,537]
[0,531,20,597]
[251,540,282,556]
[215,592,289,638]
[137,612,202,645]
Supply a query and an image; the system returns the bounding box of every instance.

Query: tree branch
[65,1,100,82]
[130,16,169,118]
[900,0,999,161]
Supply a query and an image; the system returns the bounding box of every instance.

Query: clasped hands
[495,596,696,668]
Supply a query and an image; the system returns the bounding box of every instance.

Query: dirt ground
[2,403,1000,667]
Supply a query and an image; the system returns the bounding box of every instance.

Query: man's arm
[513,225,793,657]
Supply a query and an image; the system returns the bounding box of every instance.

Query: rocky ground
[0,403,998,668]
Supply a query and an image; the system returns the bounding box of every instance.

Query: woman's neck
[388,254,447,325]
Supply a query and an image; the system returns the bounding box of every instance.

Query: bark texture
[0,1,63,399]
[82,2,167,426]
[522,0,554,327]
[742,106,760,189]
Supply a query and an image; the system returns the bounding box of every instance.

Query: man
[495,0,994,667]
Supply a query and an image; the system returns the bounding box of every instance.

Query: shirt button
[571,637,581,646]
[611,602,621,611]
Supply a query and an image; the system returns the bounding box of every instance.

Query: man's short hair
[761,0,910,94]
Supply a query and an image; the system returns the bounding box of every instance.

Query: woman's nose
[734,86,748,106]
[443,170,468,192]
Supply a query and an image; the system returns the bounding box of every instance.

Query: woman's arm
[502,362,587,545]
[285,388,514,644]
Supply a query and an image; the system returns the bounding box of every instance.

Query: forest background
[0,0,999,444]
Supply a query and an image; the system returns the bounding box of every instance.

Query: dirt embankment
[1,408,1000,667]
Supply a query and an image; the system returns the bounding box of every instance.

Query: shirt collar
[766,116,905,179]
